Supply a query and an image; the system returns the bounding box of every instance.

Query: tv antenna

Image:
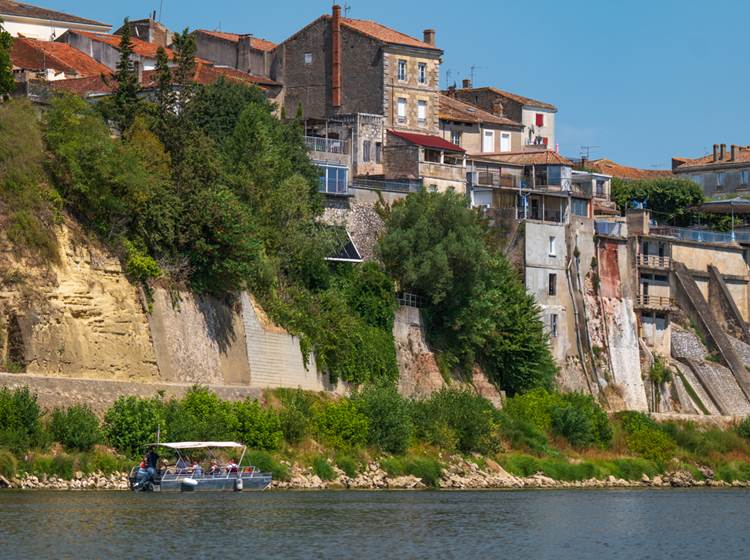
[469,65,486,84]
[158,0,165,22]
[343,1,352,16]
[580,145,599,160]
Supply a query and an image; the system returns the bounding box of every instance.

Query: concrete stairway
[680,359,750,415]
[708,264,750,344]
[673,261,750,401]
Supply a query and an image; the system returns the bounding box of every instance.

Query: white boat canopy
[149,442,245,449]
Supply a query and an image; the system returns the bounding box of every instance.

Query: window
[397,59,407,81]
[397,98,407,123]
[716,172,725,191]
[375,142,382,164]
[572,198,588,217]
[304,52,313,64]
[418,63,427,84]
[596,180,605,197]
[417,100,427,124]
[428,184,438,193]
[548,236,556,256]
[451,130,462,146]
[535,113,544,127]
[548,273,557,296]
[318,165,348,194]
[363,140,372,162]
[482,130,495,152]
[550,314,558,338]
[742,170,750,186]
[500,132,511,152]
[692,174,703,187]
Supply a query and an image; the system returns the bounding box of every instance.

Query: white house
[0,0,110,41]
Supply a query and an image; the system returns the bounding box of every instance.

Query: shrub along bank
[4,385,750,487]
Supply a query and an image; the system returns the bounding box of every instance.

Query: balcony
[649,226,749,245]
[351,178,422,193]
[420,161,466,183]
[305,136,348,154]
[471,171,522,189]
[637,254,672,269]
[636,295,676,310]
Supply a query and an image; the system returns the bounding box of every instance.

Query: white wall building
[0,1,110,41]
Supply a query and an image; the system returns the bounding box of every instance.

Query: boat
[128,441,272,492]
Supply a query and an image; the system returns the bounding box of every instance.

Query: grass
[498,453,660,481]
[335,453,360,478]
[678,374,710,415]
[245,450,290,481]
[381,455,443,487]
[311,456,336,481]
[0,450,17,479]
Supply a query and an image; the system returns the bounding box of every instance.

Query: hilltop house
[193,29,276,77]
[673,144,750,198]
[0,0,109,40]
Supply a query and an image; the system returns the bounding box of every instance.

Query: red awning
[388,130,465,152]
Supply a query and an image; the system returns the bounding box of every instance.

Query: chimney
[720,143,727,160]
[462,78,472,89]
[713,144,719,161]
[731,145,738,161]
[331,4,342,108]
[423,29,436,47]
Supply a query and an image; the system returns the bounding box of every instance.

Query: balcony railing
[636,295,676,310]
[305,136,348,154]
[352,178,422,193]
[471,171,522,189]
[637,254,672,269]
[595,221,625,237]
[649,226,749,245]
[397,292,424,308]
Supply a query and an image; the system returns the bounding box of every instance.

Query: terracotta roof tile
[194,30,277,52]
[72,31,174,59]
[141,63,280,88]
[452,86,556,111]
[11,36,110,77]
[0,0,109,27]
[587,159,672,180]
[332,16,440,51]
[438,93,522,128]
[49,74,112,95]
[672,147,750,170]
[388,129,464,152]
[485,150,572,166]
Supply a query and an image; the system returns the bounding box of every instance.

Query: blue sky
[41,0,749,168]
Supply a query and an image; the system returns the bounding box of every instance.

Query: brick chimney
[731,144,738,161]
[331,4,342,108]
[720,144,727,160]
[423,29,435,46]
[462,78,472,89]
[713,144,719,161]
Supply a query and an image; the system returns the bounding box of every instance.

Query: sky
[38,0,750,168]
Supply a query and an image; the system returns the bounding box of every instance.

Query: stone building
[193,29,276,77]
[447,82,558,150]
[0,0,110,40]
[673,144,750,198]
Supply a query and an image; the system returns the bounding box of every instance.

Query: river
[1,489,748,559]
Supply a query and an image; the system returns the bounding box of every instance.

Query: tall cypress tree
[154,46,172,116]
[112,19,141,131]
[171,29,196,113]
[0,18,14,99]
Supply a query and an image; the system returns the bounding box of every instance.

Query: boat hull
[130,474,272,492]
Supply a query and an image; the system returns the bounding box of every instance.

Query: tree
[171,29,197,114]
[111,19,141,131]
[611,177,705,226]
[153,46,173,117]
[0,18,13,98]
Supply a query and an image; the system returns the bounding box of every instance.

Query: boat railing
[159,466,260,480]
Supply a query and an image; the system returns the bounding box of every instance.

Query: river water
[1,489,749,559]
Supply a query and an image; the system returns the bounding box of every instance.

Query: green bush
[245,450,289,481]
[311,456,336,481]
[736,417,750,440]
[124,245,161,282]
[335,453,360,478]
[164,386,237,442]
[0,450,18,479]
[78,451,132,475]
[274,388,317,444]
[550,393,612,448]
[354,384,413,454]
[664,422,748,456]
[625,427,677,465]
[412,388,498,454]
[49,405,102,452]
[715,461,750,482]
[496,412,549,454]
[381,456,443,487]
[314,400,369,448]
[28,453,75,479]
[103,395,165,457]
[233,400,283,451]
[0,386,47,453]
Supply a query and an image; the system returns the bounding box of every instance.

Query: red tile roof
[0,0,109,27]
[672,147,750,170]
[339,17,440,51]
[438,94,522,128]
[485,150,572,166]
[195,30,277,52]
[141,63,280,88]
[73,31,174,59]
[587,159,672,180]
[49,74,112,95]
[452,86,557,111]
[11,36,110,77]
[388,130,464,152]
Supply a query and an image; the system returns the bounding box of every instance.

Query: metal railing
[595,221,625,237]
[636,295,676,309]
[637,254,672,269]
[649,226,746,245]
[397,292,424,308]
[352,178,422,193]
[305,136,348,154]
[470,171,522,189]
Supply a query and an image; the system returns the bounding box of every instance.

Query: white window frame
[304,52,313,64]
[451,130,461,146]
[716,172,725,191]
[482,129,495,153]
[397,97,407,124]
[397,59,407,81]
[318,164,348,194]
[741,170,749,186]
[550,313,558,338]
[548,236,557,256]
[418,62,427,84]
[500,132,511,152]
[417,100,427,124]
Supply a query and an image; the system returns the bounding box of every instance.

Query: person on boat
[145,446,159,483]
[176,455,190,473]
[208,460,221,476]
[134,460,148,487]
[192,461,203,478]
[226,459,239,475]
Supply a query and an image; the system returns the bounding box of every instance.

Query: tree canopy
[611,177,705,226]
[0,18,14,98]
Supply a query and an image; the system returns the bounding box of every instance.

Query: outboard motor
[234,479,243,492]
[180,478,198,492]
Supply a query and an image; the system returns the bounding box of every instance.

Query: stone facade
[382,48,440,134]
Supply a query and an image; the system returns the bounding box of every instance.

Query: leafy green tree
[171,28,197,112]
[110,19,141,131]
[103,396,165,457]
[153,46,173,120]
[0,18,13,98]
[611,177,705,226]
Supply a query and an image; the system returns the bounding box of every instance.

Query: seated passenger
[208,460,221,476]
[176,456,190,473]
[192,461,203,477]
[226,459,239,474]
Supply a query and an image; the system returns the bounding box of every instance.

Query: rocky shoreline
[2,457,749,491]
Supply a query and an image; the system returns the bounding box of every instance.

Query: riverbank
[2,456,747,491]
